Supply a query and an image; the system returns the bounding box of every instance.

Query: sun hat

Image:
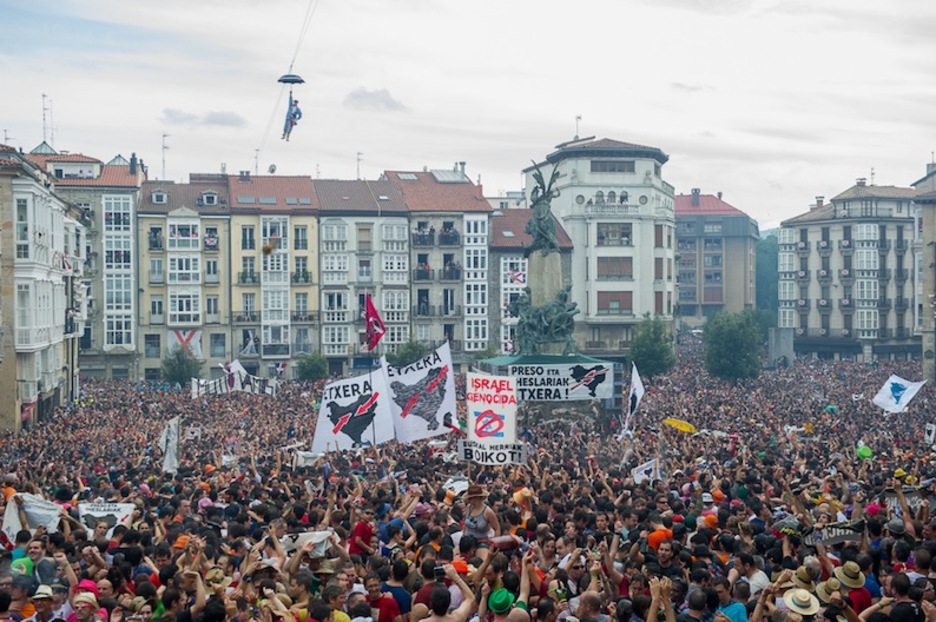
[702,492,714,503]
[783,588,820,616]
[886,518,906,536]
[815,578,842,604]
[32,585,54,600]
[205,568,232,589]
[833,561,865,589]
[73,592,99,609]
[790,566,816,592]
[465,485,488,500]
[488,588,515,614]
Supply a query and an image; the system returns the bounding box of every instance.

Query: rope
[257,84,288,156]
[288,0,321,72]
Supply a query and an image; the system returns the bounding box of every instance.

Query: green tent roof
[480,353,614,367]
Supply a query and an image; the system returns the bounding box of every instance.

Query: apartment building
[383,167,493,361]
[524,137,677,364]
[138,175,232,380]
[226,172,319,378]
[779,179,920,360]
[488,208,573,353]
[675,189,759,322]
[25,144,144,380]
[311,179,409,376]
[0,145,87,430]
[912,162,936,379]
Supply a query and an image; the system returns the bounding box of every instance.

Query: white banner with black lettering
[1,493,61,541]
[78,503,136,538]
[382,342,457,444]
[192,369,276,399]
[632,458,660,484]
[457,439,528,465]
[508,362,613,401]
[311,372,395,453]
[279,530,332,555]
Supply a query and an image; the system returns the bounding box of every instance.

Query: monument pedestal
[528,252,565,355]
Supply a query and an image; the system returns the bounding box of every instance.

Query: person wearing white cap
[23,585,55,622]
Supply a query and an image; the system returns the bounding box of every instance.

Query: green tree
[744,308,775,343]
[756,235,779,314]
[629,314,675,379]
[385,340,431,368]
[296,353,329,382]
[704,311,762,381]
[161,346,203,386]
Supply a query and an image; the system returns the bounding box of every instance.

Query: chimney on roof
[927,162,936,175]
[239,170,251,183]
[816,196,824,208]
[129,152,138,175]
[458,161,466,177]
[691,188,701,207]
[717,191,723,200]
[856,177,866,187]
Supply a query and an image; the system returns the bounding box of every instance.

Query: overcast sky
[4,0,935,228]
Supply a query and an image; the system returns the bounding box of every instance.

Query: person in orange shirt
[3,474,18,501]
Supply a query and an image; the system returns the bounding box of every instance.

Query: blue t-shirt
[717,601,748,622]
[381,583,412,615]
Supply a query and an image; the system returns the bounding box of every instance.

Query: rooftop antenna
[356,152,363,180]
[574,114,582,140]
[42,94,51,144]
[3,130,13,144]
[255,149,260,176]
[161,133,170,180]
[315,163,320,178]
[870,166,875,185]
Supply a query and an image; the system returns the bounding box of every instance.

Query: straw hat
[833,561,865,590]
[790,566,816,592]
[783,589,820,616]
[815,578,843,604]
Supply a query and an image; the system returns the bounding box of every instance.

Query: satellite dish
[268,164,277,174]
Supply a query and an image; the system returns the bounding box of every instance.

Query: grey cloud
[160,108,246,127]
[670,82,711,93]
[343,88,407,112]
[202,111,247,127]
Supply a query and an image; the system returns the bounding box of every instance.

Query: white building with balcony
[0,145,87,430]
[523,137,677,364]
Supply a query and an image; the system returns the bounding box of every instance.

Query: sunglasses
[571,565,584,570]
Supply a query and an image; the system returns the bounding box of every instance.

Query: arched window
[607,191,616,204]
[595,191,605,204]
[619,191,628,204]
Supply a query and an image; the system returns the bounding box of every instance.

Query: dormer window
[152,191,167,204]
[202,192,218,206]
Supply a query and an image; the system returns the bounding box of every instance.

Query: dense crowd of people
[2,336,936,622]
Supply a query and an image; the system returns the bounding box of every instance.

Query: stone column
[528,252,565,355]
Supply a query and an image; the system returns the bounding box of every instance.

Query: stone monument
[513,163,579,355]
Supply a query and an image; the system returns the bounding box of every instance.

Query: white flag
[382,342,457,444]
[926,423,936,446]
[872,375,926,413]
[623,363,645,433]
[632,458,659,484]
[161,416,181,473]
[1,493,62,541]
[312,373,395,453]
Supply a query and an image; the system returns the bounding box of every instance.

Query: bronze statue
[524,163,561,258]
[508,285,579,354]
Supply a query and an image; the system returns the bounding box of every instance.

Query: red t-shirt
[349,520,374,555]
[368,595,401,622]
[849,587,873,614]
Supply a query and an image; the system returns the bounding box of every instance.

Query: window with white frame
[262,324,289,346]
[263,290,288,322]
[382,253,408,283]
[855,279,878,300]
[856,309,878,330]
[854,224,876,240]
[854,250,878,271]
[168,222,200,249]
[778,281,797,301]
[104,276,132,311]
[150,258,164,281]
[322,254,349,284]
[105,315,133,346]
[16,198,29,259]
[464,248,487,280]
[210,334,226,357]
[778,308,796,328]
[169,292,201,324]
[16,283,31,329]
[778,252,795,273]
[205,258,218,280]
[169,256,201,284]
[150,295,164,321]
[779,228,796,244]
[295,293,309,315]
[322,222,348,251]
[103,196,132,232]
[205,296,219,321]
[382,290,409,323]
[242,293,256,314]
[294,226,308,250]
[382,224,408,252]
[465,283,487,307]
[263,252,287,272]
[386,325,409,345]
[104,237,132,270]
[323,325,349,344]
[464,217,488,245]
[415,324,431,343]
[464,318,488,350]
[324,292,348,310]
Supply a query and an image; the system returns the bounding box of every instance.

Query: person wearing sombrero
[463,485,500,554]
[782,588,820,618]
[832,561,871,614]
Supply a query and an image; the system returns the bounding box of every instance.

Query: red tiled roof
[554,136,660,152]
[313,179,407,214]
[226,174,318,212]
[26,153,103,165]
[383,171,492,213]
[489,209,573,250]
[674,193,747,216]
[51,165,143,188]
[139,177,230,213]
[0,158,21,167]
